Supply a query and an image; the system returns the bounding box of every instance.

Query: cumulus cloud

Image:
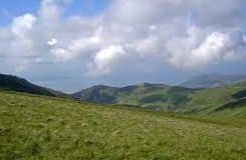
[88,45,126,76]
[189,32,230,66]
[166,26,238,68]
[11,13,36,37]
[0,0,245,75]
[47,38,58,46]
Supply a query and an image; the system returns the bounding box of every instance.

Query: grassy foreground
[0,91,245,160]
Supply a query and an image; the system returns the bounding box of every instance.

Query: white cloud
[134,36,160,57]
[11,13,36,37]
[188,32,230,67]
[50,48,69,60]
[166,27,235,68]
[0,0,245,77]
[47,38,58,46]
[51,36,102,61]
[149,25,157,31]
[88,45,126,76]
[165,25,203,67]
[38,0,67,22]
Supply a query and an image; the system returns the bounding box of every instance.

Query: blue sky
[0,0,111,25]
[0,0,245,92]
[65,0,111,16]
[0,0,38,25]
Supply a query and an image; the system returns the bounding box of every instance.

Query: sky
[0,0,246,93]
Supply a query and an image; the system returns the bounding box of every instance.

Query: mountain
[180,81,246,116]
[0,73,70,98]
[180,74,246,89]
[2,72,245,117]
[73,83,196,110]
[73,85,119,104]
[73,81,246,117]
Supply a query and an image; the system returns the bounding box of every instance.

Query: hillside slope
[0,73,70,98]
[0,91,245,159]
[180,74,246,89]
[180,81,246,116]
[73,81,246,117]
[73,83,196,111]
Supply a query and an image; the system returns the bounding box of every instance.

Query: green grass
[0,91,246,159]
[75,81,246,117]
[179,81,246,117]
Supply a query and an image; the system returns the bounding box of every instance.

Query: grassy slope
[180,81,246,117]
[74,82,246,117]
[0,73,70,98]
[115,84,170,107]
[0,91,246,160]
[74,83,193,110]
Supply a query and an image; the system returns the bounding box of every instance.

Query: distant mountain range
[73,81,246,116]
[0,73,70,98]
[72,83,195,110]
[180,74,246,89]
[0,73,245,117]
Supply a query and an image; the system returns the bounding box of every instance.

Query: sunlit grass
[0,91,245,159]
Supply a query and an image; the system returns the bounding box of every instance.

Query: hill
[180,74,246,89]
[1,73,245,118]
[179,81,246,117]
[73,81,246,117]
[72,83,193,110]
[0,90,245,159]
[73,85,119,104]
[0,73,70,98]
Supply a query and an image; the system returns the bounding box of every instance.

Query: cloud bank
[0,0,245,77]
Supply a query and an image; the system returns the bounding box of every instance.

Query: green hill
[0,73,70,98]
[73,83,193,108]
[179,81,246,116]
[2,73,244,118]
[180,74,246,89]
[0,91,245,159]
[73,81,246,117]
